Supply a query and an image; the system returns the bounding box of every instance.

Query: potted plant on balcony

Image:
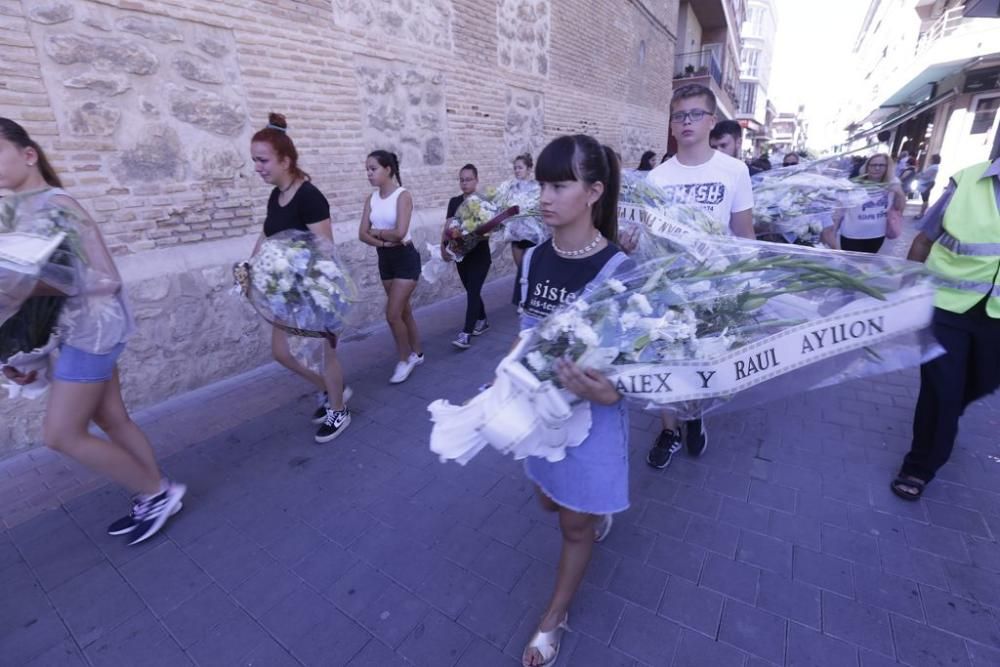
[684,64,695,77]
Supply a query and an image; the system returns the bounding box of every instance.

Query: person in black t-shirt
[441,164,491,349]
[516,135,631,667]
[250,113,351,443]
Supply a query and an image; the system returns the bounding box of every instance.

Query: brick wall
[0,0,677,457]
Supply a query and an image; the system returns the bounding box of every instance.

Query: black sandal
[890,475,926,501]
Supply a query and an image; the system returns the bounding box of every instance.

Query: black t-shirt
[446,194,465,219]
[521,240,623,318]
[263,181,330,238]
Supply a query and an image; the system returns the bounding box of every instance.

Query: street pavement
[2,219,1000,666]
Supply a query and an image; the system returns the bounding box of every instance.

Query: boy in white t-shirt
[645,83,755,471]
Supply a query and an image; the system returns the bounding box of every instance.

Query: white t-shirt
[841,189,890,240]
[646,151,754,234]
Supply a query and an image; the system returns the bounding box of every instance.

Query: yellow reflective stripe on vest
[937,231,1000,256]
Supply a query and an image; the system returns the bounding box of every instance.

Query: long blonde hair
[860,153,894,183]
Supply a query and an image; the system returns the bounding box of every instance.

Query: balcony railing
[674,50,723,87]
[914,5,976,56]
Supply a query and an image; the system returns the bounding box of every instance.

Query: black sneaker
[315,407,351,444]
[473,319,490,336]
[311,387,352,424]
[685,419,708,457]
[646,429,682,469]
[452,332,471,349]
[311,392,329,424]
[108,499,183,536]
[128,482,187,546]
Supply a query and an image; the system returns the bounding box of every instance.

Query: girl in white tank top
[369,186,412,244]
[359,150,424,384]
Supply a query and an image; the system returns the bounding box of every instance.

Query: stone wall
[0,0,678,457]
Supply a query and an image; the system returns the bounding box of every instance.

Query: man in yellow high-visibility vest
[894,148,1000,500]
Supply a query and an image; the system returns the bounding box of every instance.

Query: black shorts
[377,244,421,281]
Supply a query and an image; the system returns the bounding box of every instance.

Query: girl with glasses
[441,164,491,349]
[834,153,906,253]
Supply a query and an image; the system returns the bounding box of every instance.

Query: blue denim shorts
[53,343,125,383]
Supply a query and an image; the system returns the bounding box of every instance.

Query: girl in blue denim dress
[516,135,632,667]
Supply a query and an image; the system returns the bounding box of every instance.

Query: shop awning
[872,89,956,133]
[882,59,973,107]
[849,89,957,142]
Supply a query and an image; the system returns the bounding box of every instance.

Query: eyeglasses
[670,109,712,123]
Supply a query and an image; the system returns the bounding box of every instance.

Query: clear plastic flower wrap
[1,192,121,398]
[490,179,549,245]
[429,238,943,464]
[235,230,358,338]
[517,239,941,419]
[1,194,82,325]
[752,158,888,243]
[442,195,516,258]
[618,170,729,260]
[422,195,526,283]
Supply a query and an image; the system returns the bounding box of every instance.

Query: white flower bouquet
[489,180,549,246]
[236,230,357,338]
[442,195,518,259]
[422,193,533,283]
[752,162,885,243]
[430,239,941,464]
[618,171,728,260]
[518,240,939,417]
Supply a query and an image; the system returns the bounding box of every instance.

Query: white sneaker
[343,385,353,403]
[409,352,425,366]
[390,360,415,384]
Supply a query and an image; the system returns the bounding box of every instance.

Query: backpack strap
[517,244,539,312]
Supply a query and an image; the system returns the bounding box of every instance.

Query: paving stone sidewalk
[3,228,1000,666]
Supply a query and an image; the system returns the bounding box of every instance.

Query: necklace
[552,233,603,257]
[278,178,298,194]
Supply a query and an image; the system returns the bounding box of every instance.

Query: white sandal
[594,513,614,543]
[522,615,569,667]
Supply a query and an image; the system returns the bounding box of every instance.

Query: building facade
[673,0,746,123]
[836,1,1000,187]
[0,0,679,457]
[771,106,808,157]
[736,0,777,158]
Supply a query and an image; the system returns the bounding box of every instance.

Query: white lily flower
[606,278,627,294]
[628,293,654,316]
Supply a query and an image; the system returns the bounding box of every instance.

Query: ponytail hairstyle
[535,134,620,244]
[0,117,63,188]
[514,152,533,170]
[367,150,401,185]
[251,113,310,181]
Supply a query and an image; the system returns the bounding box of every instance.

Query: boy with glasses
[644,84,755,470]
